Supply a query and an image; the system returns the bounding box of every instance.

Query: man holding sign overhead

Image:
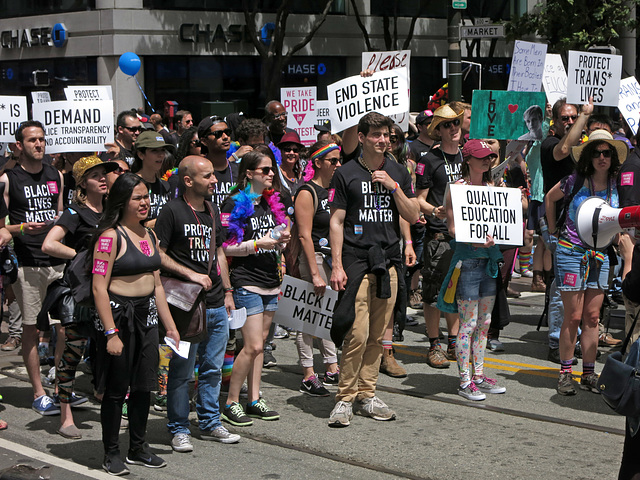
[327,112,418,427]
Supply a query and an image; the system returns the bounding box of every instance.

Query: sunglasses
[592,149,612,159]
[389,135,398,143]
[561,115,578,122]
[325,157,340,165]
[124,126,142,133]
[282,146,299,153]
[190,139,203,148]
[206,128,232,139]
[114,166,130,174]
[255,166,275,175]
[440,119,460,129]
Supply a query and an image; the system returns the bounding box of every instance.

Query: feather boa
[303,161,315,182]
[226,141,241,160]
[268,142,282,166]
[223,186,287,246]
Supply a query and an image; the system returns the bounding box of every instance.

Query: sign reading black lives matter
[327,70,409,133]
[0,96,28,143]
[566,50,622,106]
[449,184,523,246]
[273,275,338,342]
[32,100,114,154]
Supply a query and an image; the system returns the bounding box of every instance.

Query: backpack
[553,172,585,235]
[285,184,319,279]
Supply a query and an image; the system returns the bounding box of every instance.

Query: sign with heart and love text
[469,90,547,141]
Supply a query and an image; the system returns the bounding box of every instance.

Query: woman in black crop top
[293,140,341,395]
[90,172,179,475]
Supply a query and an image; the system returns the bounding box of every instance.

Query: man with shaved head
[264,100,295,145]
[155,155,240,450]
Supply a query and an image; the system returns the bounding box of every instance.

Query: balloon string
[134,76,155,113]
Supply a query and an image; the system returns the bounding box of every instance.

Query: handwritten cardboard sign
[0,96,28,143]
[327,70,409,133]
[469,90,546,141]
[566,50,622,106]
[618,77,640,135]
[507,40,547,92]
[542,54,568,107]
[449,184,523,246]
[32,100,115,154]
[273,275,337,342]
[281,86,317,146]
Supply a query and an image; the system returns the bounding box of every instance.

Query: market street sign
[460,24,505,39]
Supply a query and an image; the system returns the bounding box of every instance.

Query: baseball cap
[197,115,226,140]
[134,130,177,153]
[314,120,331,133]
[416,110,434,125]
[72,155,119,183]
[462,139,498,159]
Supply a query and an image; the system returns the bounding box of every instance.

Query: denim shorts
[233,287,279,316]
[555,244,609,292]
[456,258,498,301]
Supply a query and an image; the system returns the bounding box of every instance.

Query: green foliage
[505,0,639,53]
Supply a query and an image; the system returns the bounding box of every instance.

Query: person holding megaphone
[545,129,628,396]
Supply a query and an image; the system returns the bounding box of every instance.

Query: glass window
[0,0,94,19]
[143,0,345,14]
[370,0,516,20]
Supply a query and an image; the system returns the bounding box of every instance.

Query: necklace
[441,148,462,181]
[358,154,386,211]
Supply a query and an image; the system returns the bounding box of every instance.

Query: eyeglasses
[390,135,398,143]
[324,157,340,165]
[206,128,232,139]
[273,112,287,120]
[282,146,299,153]
[561,115,578,122]
[190,139,203,148]
[592,149,612,159]
[440,119,460,129]
[254,166,275,175]
[114,166,129,175]
[124,126,142,133]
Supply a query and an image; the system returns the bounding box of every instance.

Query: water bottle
[270,224,286,240]
[3,259,13,275]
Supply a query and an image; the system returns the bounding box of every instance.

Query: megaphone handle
[592,206,601,249]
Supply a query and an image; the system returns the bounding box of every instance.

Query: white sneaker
[328,401,353,427]
[473,376,506,394]
[171,433,193,452]
[521,270,534,278]
[355,396,396,421]
[511,270,521,279]
[202,425,241,444]
[458,382,486,401]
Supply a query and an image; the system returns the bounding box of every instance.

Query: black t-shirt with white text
[295,182,330,254]
[56,205,101,251]
[408,138,433,163]
[213,162,240,208]
[329,157,414,251]
[147,178,172,221]
[63,171,75,206]
[155,197,225,308]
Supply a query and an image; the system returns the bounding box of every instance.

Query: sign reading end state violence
[273,275,337,342]
[32,100,114,154]
[327,70,409,133]
[449,184,523,246]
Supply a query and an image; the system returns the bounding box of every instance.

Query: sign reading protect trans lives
[0,96,28,143]
[566,50,622,106]
[327,70,409,133]
[449,184,523,246]
[32,100,114,154]
[273,275,337,342]
[64,85,113,101]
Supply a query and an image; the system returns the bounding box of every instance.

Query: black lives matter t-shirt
[295,182,330,254]
[56,205,101,251]
[63,171,75,206]
[415,147,463,234]
[408,138,433,163]
[147,178,172,221]
[7,164,64,267]
[213,162,240,208]
[220,195,281,289]
[329,157,414,250]
[155,198,225,308]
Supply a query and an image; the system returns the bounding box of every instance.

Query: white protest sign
[31,91,51,104]
[281,86,317,146]
[273,275,337,342]
[362,50,411,131]
[327,70,409,133]
[507,40,547,92]
[618,77,640,135]
[316,100,330,127]
[449,184,523,246]
[542,54,567,107]
[0,96,28,143]
[566,50,622,106]
[64,85,113,101]
[32,100,114,154]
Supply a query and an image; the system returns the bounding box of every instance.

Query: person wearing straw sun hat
[545,128,627,397]
[426,104,464,141]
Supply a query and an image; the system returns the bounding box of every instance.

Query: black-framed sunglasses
[124,126,142,133]
[440,119,460,129]
[255,166,276,175]
[592,149,612,159]
[325,156,340,165]
[114,166,130,175]
[191,139,203,148]
[561,115,578,122]
[389,135,398,143]
[206,128,232,139]
[282,146,299,153]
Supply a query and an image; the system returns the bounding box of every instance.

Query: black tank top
[110,226,161,277]
[7,164,64,267]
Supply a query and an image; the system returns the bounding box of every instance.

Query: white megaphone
[575,196,640,249]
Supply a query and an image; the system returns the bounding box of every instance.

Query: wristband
[391,182,399,194]
[253,239,258,253]
[405,240,413,245]
[224,287,234,293]
[104,328,119,336]
[20,223,24,236]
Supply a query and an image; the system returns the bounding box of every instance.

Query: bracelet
[405,240,413,245]
[20,223,24,236]
[104,328,119,336]
[431,209,437,218]
[224,287,234,293]
[253,239,258,253]
[391,182,399,194]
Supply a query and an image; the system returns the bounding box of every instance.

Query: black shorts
[421,232,454,305]
[527,200,545,233]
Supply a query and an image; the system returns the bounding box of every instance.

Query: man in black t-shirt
[198,116,238,208]
[114,110,142,166]
[408,109,435,163]
[156,155,240,449]
[328,112,419,427]
[263,100,295,146]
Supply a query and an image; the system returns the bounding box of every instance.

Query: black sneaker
[246,398,280,421]
[263,349,277,368]
[299,374,330,397]
[322,370,339,386]
[222,401,253,426]
[103,453,130,476]
[125,444,166,469]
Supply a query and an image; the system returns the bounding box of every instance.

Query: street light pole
[448,5,462,101]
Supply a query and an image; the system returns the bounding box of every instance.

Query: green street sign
[452,0,467,8]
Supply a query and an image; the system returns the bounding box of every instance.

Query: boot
[379,348,407,378]
[531,270,546,292]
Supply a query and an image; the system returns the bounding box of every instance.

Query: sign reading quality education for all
[327,70,409,133]
[0,95,28,142]
[32,100,114,154]
[566,50,622,106]
[448,184,523,246]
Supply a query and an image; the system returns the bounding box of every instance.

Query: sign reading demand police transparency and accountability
[32,100,114,154]
[327,70,409,133]
[0,96,28,143]
[448,184,523,246]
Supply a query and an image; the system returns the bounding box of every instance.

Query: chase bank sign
[1,22,67,49]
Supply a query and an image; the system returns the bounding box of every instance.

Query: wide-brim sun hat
[571,129,628,164]
[426,104,464,140]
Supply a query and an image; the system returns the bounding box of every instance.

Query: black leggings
[619,419,640,480]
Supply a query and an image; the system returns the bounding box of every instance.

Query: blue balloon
[119,52,141,76]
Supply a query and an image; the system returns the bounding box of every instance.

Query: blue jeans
[166,337,198,435]
[548,278,582,349]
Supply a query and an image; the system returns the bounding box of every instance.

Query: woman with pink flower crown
[220,149,290,426]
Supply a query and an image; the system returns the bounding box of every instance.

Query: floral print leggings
[455,296,496,384]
